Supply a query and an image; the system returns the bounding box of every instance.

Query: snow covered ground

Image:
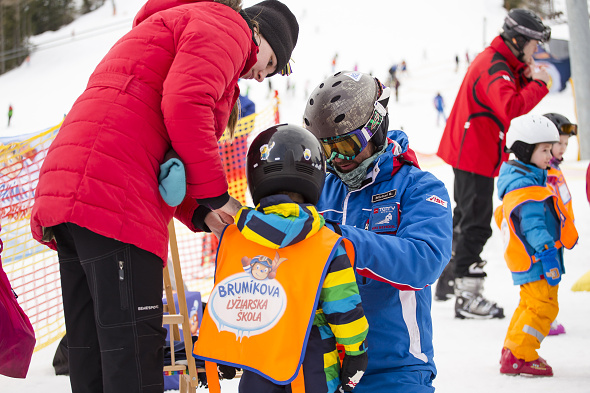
[1,0,589,392]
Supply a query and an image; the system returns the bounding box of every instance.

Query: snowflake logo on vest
[207,252,288,340]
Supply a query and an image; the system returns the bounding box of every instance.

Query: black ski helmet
[501,8,551,60]
[303,71,390,151]
[543,113,578,136]
[247,123,326,205]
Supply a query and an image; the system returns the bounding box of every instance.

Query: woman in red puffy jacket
[30,1,298,392]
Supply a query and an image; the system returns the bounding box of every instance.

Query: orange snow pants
[504,280,559,361]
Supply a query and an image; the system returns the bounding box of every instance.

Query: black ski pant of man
[451,168,494,278]
[53,223,166,393]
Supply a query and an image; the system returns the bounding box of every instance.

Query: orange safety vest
[193,224,354,388]
[547,166,574,219]
[494,185,578,273]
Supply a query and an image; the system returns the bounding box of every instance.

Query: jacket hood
[134,0,210,26]
[373,130,421,180]
[497,160,547,199]
[235,195,325,249]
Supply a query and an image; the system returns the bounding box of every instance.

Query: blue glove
[158,158,186,207]
[535,247,561,286]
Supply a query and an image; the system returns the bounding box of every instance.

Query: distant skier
[331,52,338,72]
[388,63,397,81]
[400,60,407,75]
[433,93,446,126]
[8,104,13,126]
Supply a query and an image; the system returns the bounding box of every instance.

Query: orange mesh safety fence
[0,97,280,352]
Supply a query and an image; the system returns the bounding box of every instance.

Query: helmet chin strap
[510,37,527,63]
[371,114,389,151]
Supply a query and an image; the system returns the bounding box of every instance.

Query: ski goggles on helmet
[558,123,578,136]
[505,15,551,42]
[320,100,387,163]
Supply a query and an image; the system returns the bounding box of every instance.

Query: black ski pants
[451,168,494,278]
[53,223,166,393]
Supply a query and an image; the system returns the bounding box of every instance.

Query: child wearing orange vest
[543,112,578,335]
[194,124,369,393]
[495,114,578,377]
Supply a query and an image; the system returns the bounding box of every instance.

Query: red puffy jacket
[437,36,548,177]
[31,0,258,263]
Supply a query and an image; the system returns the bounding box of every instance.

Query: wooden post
[167,220,199,391]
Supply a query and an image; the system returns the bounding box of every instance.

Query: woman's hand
[213,196,242,224]
[204,211,229,239]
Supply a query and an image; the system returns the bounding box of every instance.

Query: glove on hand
[158,157,186,207]
[217,364,238,380]
[339,351,368,391]
[535,247,561,286]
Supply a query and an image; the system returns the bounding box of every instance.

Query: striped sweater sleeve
[320,243,369,356]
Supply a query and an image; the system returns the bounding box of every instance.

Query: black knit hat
[244,0,299,77]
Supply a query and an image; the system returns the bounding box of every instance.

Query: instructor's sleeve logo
[426,195,448,208]
[207,252,288,340]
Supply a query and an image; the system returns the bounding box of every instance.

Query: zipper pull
[119,261,124,281]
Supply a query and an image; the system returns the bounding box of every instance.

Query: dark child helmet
[246,123,326,206]
[543,113,578,136]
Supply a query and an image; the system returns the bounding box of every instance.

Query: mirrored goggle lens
[321,133,364,162]
[560,124,578,136]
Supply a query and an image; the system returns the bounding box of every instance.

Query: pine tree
[0,0,31,74]
[29,0,75,35]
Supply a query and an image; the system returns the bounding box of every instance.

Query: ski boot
[548,320,565,336]
[434,260,455,301]
[500,348,553,377]
[454,277,504,319]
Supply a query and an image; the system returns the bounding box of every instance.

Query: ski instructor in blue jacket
[303,71,452,392]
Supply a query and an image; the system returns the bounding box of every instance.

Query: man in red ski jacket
[436,9,551,319]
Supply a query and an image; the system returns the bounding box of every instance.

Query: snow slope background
[1,0,589,392]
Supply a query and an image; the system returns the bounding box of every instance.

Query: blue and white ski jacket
[317,130,453,391]
[497,160,563,285]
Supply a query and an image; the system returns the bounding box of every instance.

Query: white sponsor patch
[426,195,448,208]
[344,71,363,81]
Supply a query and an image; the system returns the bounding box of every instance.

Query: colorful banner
[0,97,280,351]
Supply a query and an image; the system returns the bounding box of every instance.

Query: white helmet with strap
[506,114,559,163]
